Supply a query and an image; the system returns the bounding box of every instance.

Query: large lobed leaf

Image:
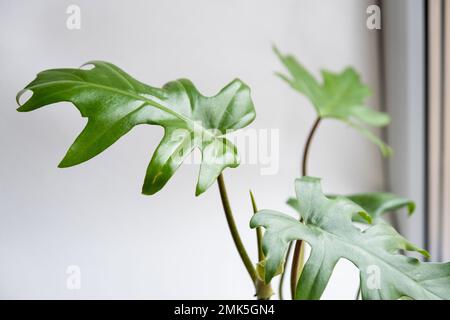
[251,177,450,300]
[274,47,392,156]
[17,61,256,195]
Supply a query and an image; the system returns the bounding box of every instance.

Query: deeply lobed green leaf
[251,177,450,300]
[288,192,415,224]
[274,47,392,156]
[17,61,256,195]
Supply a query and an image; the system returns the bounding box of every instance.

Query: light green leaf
[287,197,301,213]
[17,61,256,196]
[251,177,450,300]
[274,46,391,156]
[347,121,392,157]
[344,193,415,223]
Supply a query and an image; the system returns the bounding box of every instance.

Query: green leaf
[16,61,256,196]
[251,177,450,300]
[288,192,415,224]
[287,195,371,223]
[274,46,392,156]
[287,197,301,213]
[344,193,415,223]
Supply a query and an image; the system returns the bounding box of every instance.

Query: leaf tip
[359,211,372,224]
[141,180,161,196]
[407,202,416,216]
[16,105,26,112]
[57,159,72,168]
[58,151,85,169]
[195,185,205,197]
[378,112,391,127]
[382,145,394,157]
[140,189,150,196]
[286,197,301,214]
[421,249,431,259]
[249,190,259,214]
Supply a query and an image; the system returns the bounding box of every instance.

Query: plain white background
[0,0,387,299]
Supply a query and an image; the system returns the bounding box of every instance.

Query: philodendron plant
[16,47,450,300]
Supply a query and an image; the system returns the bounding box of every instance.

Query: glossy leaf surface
[17,61,256,195]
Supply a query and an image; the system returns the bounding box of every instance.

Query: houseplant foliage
[288,192,415,224]
[273,46,391,156]
[16,61,272,299]
[251,177,450,300]
[16,61,256,196]
[273,46,398,299]
[264,47,450,300]
[17,48,450,300]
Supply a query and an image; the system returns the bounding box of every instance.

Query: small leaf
[287,197,300,212]
[17,61,256,195]
[288,195,375,225]
[274,46,391,156]
[252,177,450,300]
[343,192,415,223]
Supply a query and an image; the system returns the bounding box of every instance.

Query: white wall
[0,0,384,299]
[382,0,427,255]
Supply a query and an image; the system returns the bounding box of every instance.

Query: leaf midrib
[320,75,355,115]
[27,79,219,139]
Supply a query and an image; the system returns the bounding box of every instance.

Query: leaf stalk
[250,190,264,262]
[218,174,273,299]
[290,116,321,299]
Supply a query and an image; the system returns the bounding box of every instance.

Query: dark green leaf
[17,61,256,195]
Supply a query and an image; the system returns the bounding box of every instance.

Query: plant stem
[290,116,321,298]
[355,283,361,300]
[249,190,264,262]
[290,240,303,298]
[302,117,322,176]
[217,174,257,284]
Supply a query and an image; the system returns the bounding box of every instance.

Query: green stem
[278,241,292,300]
[250,190,264,262]
[217,174,257,284]
[290,116,321,299]
[248,190,274,300]
[355,283,361,300]
[302,117,321,177]
[290,240,303,298]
